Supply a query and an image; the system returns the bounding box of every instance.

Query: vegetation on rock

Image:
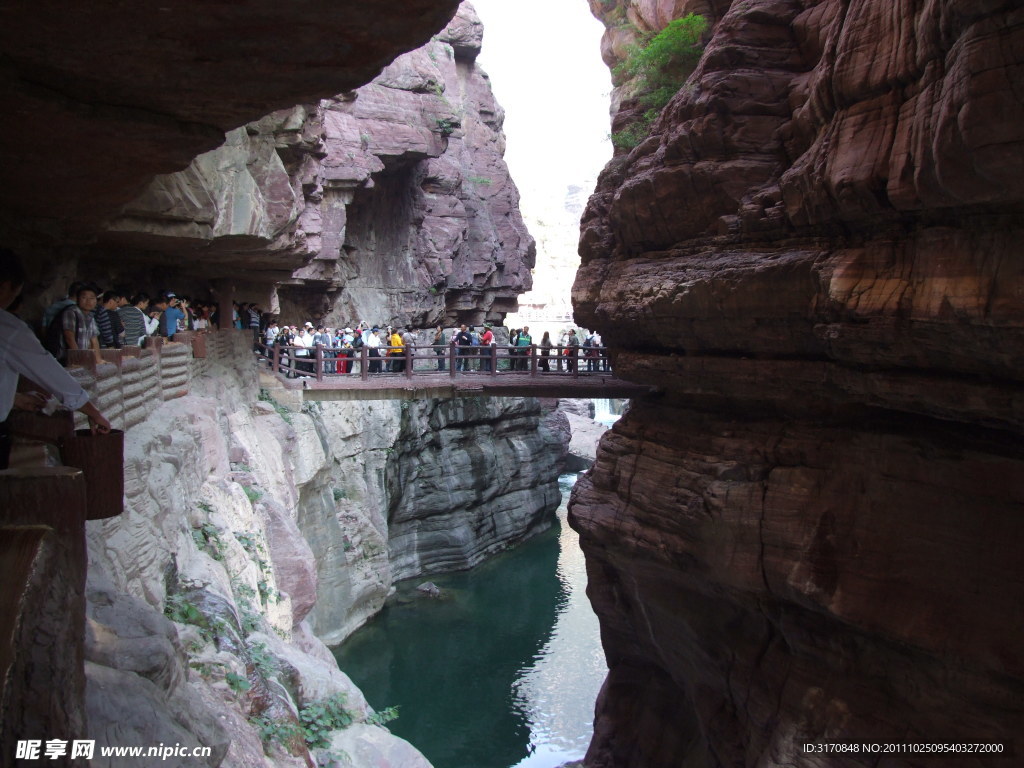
[611,14,708,150]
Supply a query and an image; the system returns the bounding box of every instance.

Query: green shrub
[611,14,708,148]
[299,694,355,748]
[192,522,225,561]
[226,672,251,694]
[435,117,458,136]
[365,706,400,727]
[244,486,263,504]
[251,714,302,751]
[248,641,278,679]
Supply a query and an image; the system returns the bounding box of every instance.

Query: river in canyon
[333,468,609,768]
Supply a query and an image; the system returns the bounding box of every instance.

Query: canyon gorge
[571,0,1023,766]
[1,1,1022,768]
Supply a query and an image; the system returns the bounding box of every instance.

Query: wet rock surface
[572,1,1024,765]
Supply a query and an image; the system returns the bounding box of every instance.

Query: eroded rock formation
[84,3,533,327]
[572,1,1024,765]
[0,0,462,242]
[79,336,565,764]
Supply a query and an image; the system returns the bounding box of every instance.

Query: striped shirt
[118,305,148,347]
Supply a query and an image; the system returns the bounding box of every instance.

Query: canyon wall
[79,2,533,328]
[571,1,1024,766]
[0,0,462,245]
[1,1,562,762]
[79,335,565,765]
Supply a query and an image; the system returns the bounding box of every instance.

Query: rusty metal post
[315,345,323,382]
[272,344,281,374]
[361,345,369,381]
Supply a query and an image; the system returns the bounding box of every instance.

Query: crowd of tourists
[35,281,274,366]
[261,319,610,376]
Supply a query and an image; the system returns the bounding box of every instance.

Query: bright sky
[471,0,612,203]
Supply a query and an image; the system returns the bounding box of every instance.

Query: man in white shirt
[0,249,112,468]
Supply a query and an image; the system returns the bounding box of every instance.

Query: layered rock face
[0,0,461,242]
[385,397,564,580]
[83,339,565,764]
[572,1,1024,765]
[90,3,533,326]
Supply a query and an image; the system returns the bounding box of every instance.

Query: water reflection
[333,474,604,768]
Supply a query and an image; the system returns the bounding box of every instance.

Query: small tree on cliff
[612,13,709,149]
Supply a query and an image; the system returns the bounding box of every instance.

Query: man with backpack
[51,283,103,366]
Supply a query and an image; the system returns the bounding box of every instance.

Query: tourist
[118,293,151,347]
[42,282,83,335]
[389,326,404,373]
[0,249,111,469]
[367,327,382,373]
[584,330,599,372]
[432,326,446,371]
[294,323,315,374]
[480,325,494,372]
[95,290,125,348]
[539,331,552,372]
[594,331,609,371]
[61,283,103,366]
[516,325,533,371]
[157,293,185,340]
[264,320,280,348]
[455,324,473,371]
[565,329,579,373]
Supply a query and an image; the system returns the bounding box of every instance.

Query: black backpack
[43,305,78,362]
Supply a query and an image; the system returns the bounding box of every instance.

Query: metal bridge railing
[256,342,613,384]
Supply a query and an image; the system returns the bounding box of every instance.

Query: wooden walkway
[259,343,653,401]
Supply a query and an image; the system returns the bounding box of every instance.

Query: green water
[332,474,605,768]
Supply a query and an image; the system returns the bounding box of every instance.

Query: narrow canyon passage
[334,473,606,768]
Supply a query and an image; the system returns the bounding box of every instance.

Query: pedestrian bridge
[258,343,654,401]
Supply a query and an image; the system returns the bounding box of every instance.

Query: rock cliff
[79,335,564,764]
[0,0,462,243]
[572,1,1024,765]
[84,3,533,327]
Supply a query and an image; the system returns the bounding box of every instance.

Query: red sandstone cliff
[572,1,1024,765]
[21,4,532,329]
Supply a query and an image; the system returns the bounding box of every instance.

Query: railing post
[361,345,369,381]
[449,341,457,378]
[315,345,323,382]
[490,344,497,377]
[272,344,280,374]
[573,346,580,378]
[405,344,413,380]
[530,344,538,377]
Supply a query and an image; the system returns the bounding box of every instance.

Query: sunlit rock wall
[385,397,565,581]
[97,2,534,328]
[82,339,564,762]
[572,1,1024,766]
